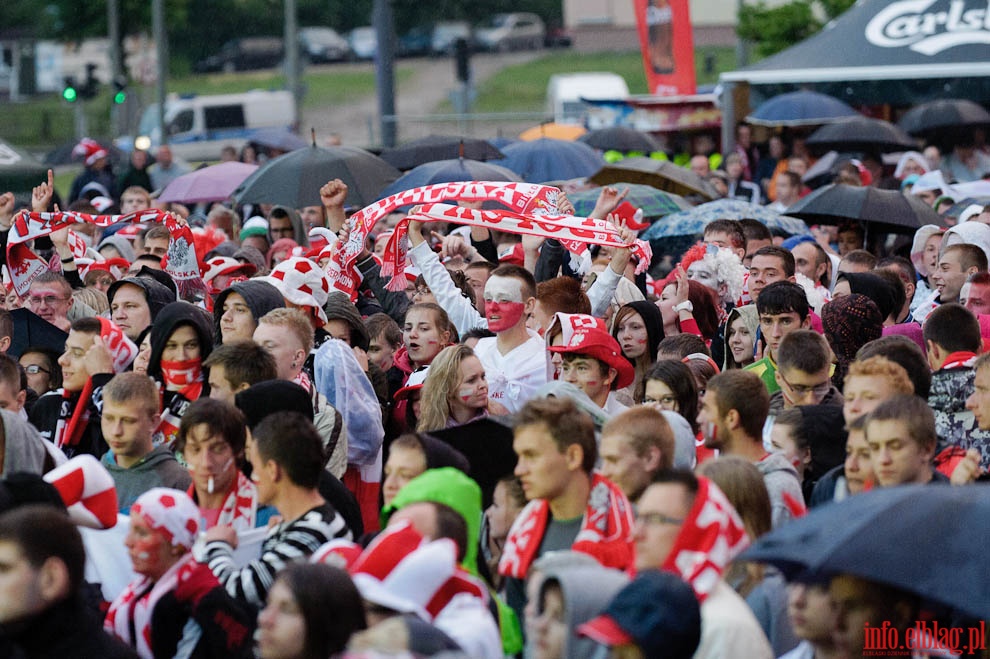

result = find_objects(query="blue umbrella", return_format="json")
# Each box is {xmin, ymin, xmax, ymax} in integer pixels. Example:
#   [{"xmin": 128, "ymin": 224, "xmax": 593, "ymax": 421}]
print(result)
[
  {"xmin": 747, "ymin": 91, "xmax": 860, "ymax": 128},
  {"xmin": 567, "ymin": 183, "xmax": 690, "ymax": 219},
  {"xmin": 379, "ymin": 158, "xmax": 521, "ymax": 198},
  {"xmin": 494, "ymin": 138, "xmax": 604, "ymax": 183},
  {"xmin": 741, "ymin": 484, "xmax": 990, "ymax": 620},
  {"xmin": 641, "ymin": 198, "xmax": 809, "ymax": 240}
]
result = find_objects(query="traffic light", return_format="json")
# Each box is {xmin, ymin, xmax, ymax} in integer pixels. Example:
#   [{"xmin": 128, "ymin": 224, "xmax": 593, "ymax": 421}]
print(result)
[
  {"xmin": 62, "ymin": 76, "xmax": 78, "ymax": 102},
  {"xmin": 80, "ymin": 63, "xmax": 99, "ymax": 100},
  {"xmin": 112, "ymin": 75, "xmax": 127, "ymax": 104},
  {"xmin": 454, "ymin": 38, "xmax": 470, "ymax": 84}
]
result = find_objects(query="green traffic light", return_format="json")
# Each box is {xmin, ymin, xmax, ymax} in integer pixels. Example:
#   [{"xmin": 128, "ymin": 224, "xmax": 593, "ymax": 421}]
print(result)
[
  {"xmin": 63, "ymin": 87, "xmax": 77, "ymax": 102},
  {"xmin": 113, "ymin": 91, "xmax": 126, "ymax": 104}
]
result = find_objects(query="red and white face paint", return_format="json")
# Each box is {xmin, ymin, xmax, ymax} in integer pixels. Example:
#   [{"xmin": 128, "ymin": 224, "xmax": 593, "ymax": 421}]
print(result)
[
  {"xmin": 484, "ymin": 276, "xmax": 525, "ymax": 333},
  {"xmin": 125, "ymin": 514, "xmax": 173, "ymax": 579}
]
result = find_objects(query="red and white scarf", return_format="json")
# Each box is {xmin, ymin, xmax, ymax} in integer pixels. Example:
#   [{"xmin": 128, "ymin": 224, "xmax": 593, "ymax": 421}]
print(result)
[
  {"xmin": 105, "ymin": 553, "xmax": 194, "ymax": 658},
  {"xmin": 187, "ymin": 470, "xmax": 259, "ymax": 533},
  {"xmin": 660, "ymin": 476, "xmax": 750, "ymax": 602},
  {"xmin": 6, "ymin": 208, "xmax": 199, "ymax": 295},
  {"xmin": 326, "ymin": 181, "xmax": 651, "ymax": 295},
  {"xmin": 498, "ymin": 473, "xmax": 635, "ymax": 579},
  {"xmin": 54, "ymin": 318, "xmax": 137, "ymax": 450}
]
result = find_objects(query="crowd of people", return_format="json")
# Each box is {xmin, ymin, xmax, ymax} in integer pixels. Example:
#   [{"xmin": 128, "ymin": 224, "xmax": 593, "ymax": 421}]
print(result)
[{"xmin": 0, "ymin": 127, "xmax": 987, "ymax": 659}]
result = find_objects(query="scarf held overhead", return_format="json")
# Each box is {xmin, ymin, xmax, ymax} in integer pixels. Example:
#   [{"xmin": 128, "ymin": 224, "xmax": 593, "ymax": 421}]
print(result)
[
  {"xmin": 6, "ymin": 208, "xmax": 199, "ymax": 295},
  {"xmin": 497, "ymin": 473, "xmax": 635, "ymax": 579},
  {"xmin": 325, "ymin": 181, "xmax": 651, "ymax": 295}
]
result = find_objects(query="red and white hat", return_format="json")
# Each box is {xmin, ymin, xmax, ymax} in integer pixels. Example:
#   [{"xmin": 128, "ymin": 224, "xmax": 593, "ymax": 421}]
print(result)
[
  {"xmin": 130, "ymin": 488, "xmax": 200, "ymax": 550},
  {"xmin": 545, "ymin": 312, "xmax": 606, "ymax": 349},
  {"xmin": 202, "ymin": 256, "xmax": 257, "ymax": 286},
  {"xmin": 311, "ymin": 538, "xmax": 364, "ymax": 571},
  {"xmin": 260, "ymin": 256, "xmax": 332, "ymax": 324},
  {"xmin": 394, "ymin": 365, "xmax": 430, "ymax": 401},
  {"xmin": 349, "ymin": 520, "xmax": 459, "ymax": 621},
  {"xmin": 548, "ymin": 324, "xmax": 635, "ymax": 389},
  {"xmin": 44, "ymin": 455, "xmax": 119, "ymax": 529},
  {"xmin": 72, "ymin": 138, "xmax": 109, "ymax": 167}
]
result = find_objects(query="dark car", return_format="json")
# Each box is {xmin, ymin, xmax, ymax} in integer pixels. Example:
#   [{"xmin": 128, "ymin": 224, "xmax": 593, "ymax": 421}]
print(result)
[
  {"xmin": 194, "ymin": 37, "xmax": 284, "ymax": 73},
  {"xmin": 398, "ymin": 25, "xmax": 433, "ymax": 57}
]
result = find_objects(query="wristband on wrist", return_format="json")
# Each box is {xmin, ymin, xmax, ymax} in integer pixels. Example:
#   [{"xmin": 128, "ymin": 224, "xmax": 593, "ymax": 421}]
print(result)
[
  {"xmin": 61, "ymin": 256, "xmax": 75, "ymax": 264},
  {"xmin": 673, "ymin": 300, "xmax": 694, "ymax": 313}
]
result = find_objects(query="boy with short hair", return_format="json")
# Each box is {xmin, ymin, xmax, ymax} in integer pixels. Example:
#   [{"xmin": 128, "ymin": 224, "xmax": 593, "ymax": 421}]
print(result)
[
  {"xmin": 770, "ymin": 329, "xmax": 841, "ymax": 414},
  {"xmin": 864, "ymin": 395, "xmax": 947, "ymax": 486},
  {"xmin": 745, "ymin": 281, "xmax": 810, "ymax": 395},
  {"xmin": 100, "ymin": 372, "xmax": 190, "ymax": 511}
]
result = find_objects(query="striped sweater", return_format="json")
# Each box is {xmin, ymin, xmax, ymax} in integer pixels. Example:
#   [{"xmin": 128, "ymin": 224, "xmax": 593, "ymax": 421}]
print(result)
[{"xmin": 203, "ymin": 502, "xmax": 351, "ymax": 608}]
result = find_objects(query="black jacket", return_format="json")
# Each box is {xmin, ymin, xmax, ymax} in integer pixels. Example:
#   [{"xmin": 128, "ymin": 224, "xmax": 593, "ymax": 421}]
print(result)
[{"xmin": 0, "ymin": 595, "xmax": 137, "ymax": 659}]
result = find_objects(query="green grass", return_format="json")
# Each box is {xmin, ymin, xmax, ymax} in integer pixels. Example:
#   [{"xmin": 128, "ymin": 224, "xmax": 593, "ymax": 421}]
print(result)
[
  {"xmin": 457, "ymin": 46, "xmax": 737, "ymax": 114},
  {"xmin": 168, "ymin": 66, "xmax": 414, "ymax": 109},
  {"xmin": 1, "ymin": 95, "xmax": 113, "ymax": 149}
]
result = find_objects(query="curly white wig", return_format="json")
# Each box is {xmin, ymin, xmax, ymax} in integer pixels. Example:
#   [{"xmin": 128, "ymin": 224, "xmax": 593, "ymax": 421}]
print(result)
[{"xmin": 695, "ymin": 247, "xmax": 747, "ymax": 305}]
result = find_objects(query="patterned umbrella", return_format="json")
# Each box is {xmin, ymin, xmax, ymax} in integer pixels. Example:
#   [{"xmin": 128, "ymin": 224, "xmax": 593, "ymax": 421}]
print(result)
[
  {"xmin": 567, "ymin": 184, "xmax": 690, "ymax": 219},
  {"xmin": 641, "ymin": 198, "xmax": 810, "ymax": 240}
]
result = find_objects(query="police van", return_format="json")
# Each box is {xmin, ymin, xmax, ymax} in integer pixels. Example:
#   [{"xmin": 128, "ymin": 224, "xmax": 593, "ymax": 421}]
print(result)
[{"xmin": 120, "ymin": 90, "xmax": 296, "ymax": 162}]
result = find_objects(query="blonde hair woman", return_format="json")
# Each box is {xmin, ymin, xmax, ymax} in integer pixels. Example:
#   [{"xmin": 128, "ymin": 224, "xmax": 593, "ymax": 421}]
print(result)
[{"xmin": 416, "ymin": 344, "xmax": 491, "ymax": 432}]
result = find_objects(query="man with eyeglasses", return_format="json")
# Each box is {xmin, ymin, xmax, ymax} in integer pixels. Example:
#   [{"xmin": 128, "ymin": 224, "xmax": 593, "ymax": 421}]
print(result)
[
  {"xmin": 770, "ymin": 330, "xmax": 842, "ymax": 415},
  {"xmin": 698, "ymin": 370, "xmax": 804, "ymax": 527},
  {"xmin": 634, "ymin": 470, "xmax": 773, "ymax": 659},
  {"xmin": 26, "ymin": 272, "xmax": 74, "ymax": 332}
]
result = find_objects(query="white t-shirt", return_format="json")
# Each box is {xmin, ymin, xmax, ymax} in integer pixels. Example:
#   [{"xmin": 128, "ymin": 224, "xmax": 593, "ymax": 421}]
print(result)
[{"xmin": 474, "ymin": 331, "xmax": 550, "ymax": 414}]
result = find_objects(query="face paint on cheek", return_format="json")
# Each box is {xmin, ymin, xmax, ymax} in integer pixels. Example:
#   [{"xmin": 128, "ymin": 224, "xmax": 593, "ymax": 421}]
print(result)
[
  {"xmin": 458, "ymin": 387, "xmax": 475, "ymax": 402},
  {"xmin": 704, "ymin": 421, "xmax": 717, "ymax": 443},
  {"xmin": 485, "ymin": 301, "xmax": 525, "ymax": 332},
  {"xmin": 132, "ymin": 534, "xmax": 165, "ymax": 570}
]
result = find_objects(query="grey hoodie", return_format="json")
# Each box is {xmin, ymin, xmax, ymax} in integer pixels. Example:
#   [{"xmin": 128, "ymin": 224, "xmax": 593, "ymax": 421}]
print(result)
[
  {"xmin": 537, "ymin": 562, "xmax": 629, "ymax": 659},
  {"xmin": 1, "ymin": 409, "xmax": 47, "ymax": 476},
  {"xmin": 755, "ymin": 452, "xmax": 804, "ymax": 528},
  {"xmin": 101, "ymin": 445, "xmax": 191, "ymax": 513}
]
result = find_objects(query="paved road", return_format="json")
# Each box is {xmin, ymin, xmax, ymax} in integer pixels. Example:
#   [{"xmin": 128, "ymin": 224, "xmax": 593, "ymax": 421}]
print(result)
[{"xmin": 301, "ymin": 50, "xmax": 544, "ymax": 148}]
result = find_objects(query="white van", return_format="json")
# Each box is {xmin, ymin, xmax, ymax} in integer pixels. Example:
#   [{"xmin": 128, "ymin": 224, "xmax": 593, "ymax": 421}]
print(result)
[
  {"xmin": 120, "ymin": 90, "xmax": 296, "ymax": 161},
  {"xmin": 546, "ymin": 72, "xmax": 630, "ymax": 126}
]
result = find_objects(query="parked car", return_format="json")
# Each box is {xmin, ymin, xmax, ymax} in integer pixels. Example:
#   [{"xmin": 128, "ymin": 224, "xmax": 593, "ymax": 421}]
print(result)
[
  {"xmin": 193, "ymin": 37, "xmax": 284, "ymax": 73},
  {"xmin": 474, "ymin": 13, "xmax": 545, "ymax": 52},
  {"xmin": 431, "ymin": 21, "xmax": 471, "ymax": 56},
  {"xmin": 299, "ymin": 27, "xmax": 350, "ymax": 63},
  {"xmin": 349, "ymin": 27, "xmax": 377, "ymax": 60},
  {"xmin": 398, "ymin": 25, "xmax": 433, "ymax": 58}
]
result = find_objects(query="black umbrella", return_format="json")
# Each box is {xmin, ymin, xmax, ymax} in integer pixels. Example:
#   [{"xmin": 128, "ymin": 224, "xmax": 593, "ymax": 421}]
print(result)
[
  {"xmin": 806, "ymin": 117, "xmax": 917, "ymax": 154},
  {"xmin": 380, "ymin": 135, "xmax": 505, "ymax": 171},
  {"xmin": 9, "ymin": 308, "xmax": 68, "ymax": 358},
  {"xmin": 784, "ymin": 183, "xmax": 947, "ymax": 234},
  {"xmin": 427, "ymin": 416, "xmax": 517, "ymax": 509},
  {"xmin": 741, "ymin": 484, "xmax": 990, "ymax": 619},
  {"xmin": 589, "ymin": 157, "xmax": 719, "ymax": 200},
  {"xmin": 898, "ymin": 99, "xmax": 990, "ymax": 138},
  {"xmin": 579, "ymin": 127, "xmax": 662, "ymax": 153},
  {"xmin": 233, "ymin": 145, "xmax": 400, "ymax": 208}
]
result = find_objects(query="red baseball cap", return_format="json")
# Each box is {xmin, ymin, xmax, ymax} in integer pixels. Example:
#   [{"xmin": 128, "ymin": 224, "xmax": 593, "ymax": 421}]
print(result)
[{"xmin": 547, "ymin": 326, "xmax": 635, "ymax": 390}]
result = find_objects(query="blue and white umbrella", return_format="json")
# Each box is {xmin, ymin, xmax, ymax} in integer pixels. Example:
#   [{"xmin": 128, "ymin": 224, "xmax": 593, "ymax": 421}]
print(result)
[{"xmin": 641, "ymin": 198, "xmax": 810, "ymax": 240}]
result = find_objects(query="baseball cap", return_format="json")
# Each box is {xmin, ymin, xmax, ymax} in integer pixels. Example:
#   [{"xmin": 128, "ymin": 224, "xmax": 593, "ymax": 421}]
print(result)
[{"xmin": 547, "ymin": 326, "xmax": 635, "ymax": 389}]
